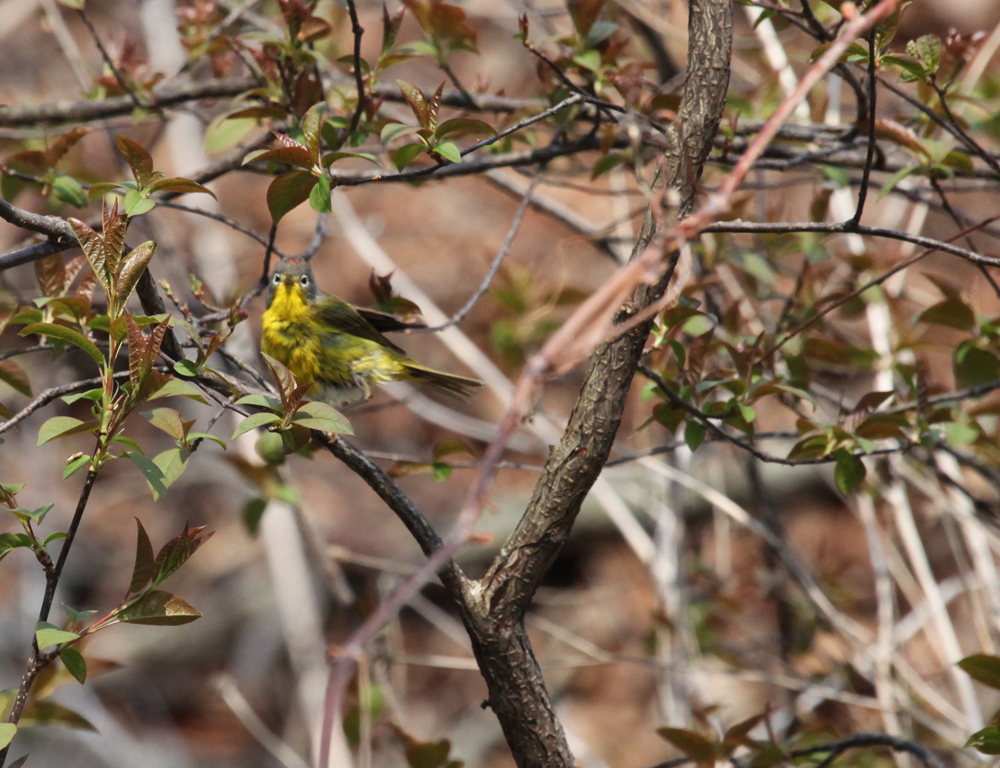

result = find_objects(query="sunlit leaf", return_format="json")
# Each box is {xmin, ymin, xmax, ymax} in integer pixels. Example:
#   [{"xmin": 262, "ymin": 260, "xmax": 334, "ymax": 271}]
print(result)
[
  {"xmin": 233, "ymin": 412, "xmax": 282, "ymax": 439},
  {"xmin": 119, "ymin": 590, "xmax": 201, "ymax": 625},
  {"xmin": 35, "ymin": 621, "xmax": 80, "ymax": 649},
  {"xmin": 20, "ymin": 323, "xmax": 103, "ymax": 366},
  {"xmin": 115, "ymin": 134, "xmax": 155, "ymax": 188},
  {"xmin": 124, "ymin": 450, "xmax": 168, "ymax": 501},
  {"xmin": 36, "ymin": 416, "xmax": 97, "ymax": 446}
]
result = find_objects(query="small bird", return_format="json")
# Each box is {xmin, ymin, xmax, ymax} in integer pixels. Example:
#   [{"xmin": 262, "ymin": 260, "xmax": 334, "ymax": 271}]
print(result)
[{"xmin": 261, "ymin": 257, "xmax": 482, "ymax": 406}]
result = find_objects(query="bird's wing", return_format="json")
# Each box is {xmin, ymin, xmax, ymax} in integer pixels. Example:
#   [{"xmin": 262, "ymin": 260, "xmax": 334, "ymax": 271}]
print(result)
[
  {"xmin": 356, "ymin": 307, "xmax": 426, "ymax": 333},
  {"xmin": 313, "ymin": 294, "xmax": 407, "ymax": 354}
]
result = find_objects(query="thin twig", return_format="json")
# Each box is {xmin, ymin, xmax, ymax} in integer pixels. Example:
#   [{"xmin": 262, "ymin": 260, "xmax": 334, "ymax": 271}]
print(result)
[
  {"xmin": 344, "ymin": 0, "xmax": 367, "ymax": 139},
  {"xmin": 423, "ymin": 172, "xmax": 540, "ymax": 331},
  {"xmin": 848, "ymin": 30, "xmax": 878, "ymax": 228},
  {"xmin": 77, "ymin": 10, "xmax": 150, "ymax": 111}
]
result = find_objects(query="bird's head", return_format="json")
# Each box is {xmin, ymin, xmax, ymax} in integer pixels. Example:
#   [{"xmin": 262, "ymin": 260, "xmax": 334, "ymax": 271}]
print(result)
[{"xmin": 267, "ymin": 258, "xmax": 318, "ymax": 308}]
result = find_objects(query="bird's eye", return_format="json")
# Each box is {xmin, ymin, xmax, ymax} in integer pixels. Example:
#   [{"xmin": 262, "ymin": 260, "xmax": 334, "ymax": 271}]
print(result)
[
  {"xmin": 272, "ymin": 273, "xmax": 281, "ymax": 285},
  {"xmin": 300, "ymin": 276, "xmax": 309, "ymax": 286}
]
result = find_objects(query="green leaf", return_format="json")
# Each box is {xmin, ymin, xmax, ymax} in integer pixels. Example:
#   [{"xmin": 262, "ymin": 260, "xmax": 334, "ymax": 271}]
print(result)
[
  {"xmin": 63, "ymin": 454, "xmax": 91, "ymax": 479},
  {"xmin": 52, "ymin": 175, "xmax": 87, "ymax": 208},
  {"xmin": 60, "ymin": 647, "xmax": 87, "ymax": 684},
  {"xmin": 955, "ymin": 346, "xmax": 1000, "ymax": 388},
  {"xmin": 235, "ymin": 393, "xmax": 280, "ymax": 409},
  {"xmin": 967, "ymin": 727, "xmax": 1000, "ymax": 755},
  {"xmin": 61, "ymin": 387, "xmax": 103, "ymax": 404},
  {"xmin": 243, "ymin": 497, "xmax": 267, "ymax": 536},
  {"xmin": 944, "ymin": 421, "xmax": 978, "ymax": 447},
  {"xmin": 591, "ymin": 152, "xmax": 626, "ymax": 180},
  {"xmin": 35, "ymin": 621, "xmax": 80, "ymax": 649},
  {"xmin": 657, "ymin": 727, "xmax": 716, "ymax": 766},
  {"xmin": 62, "ymin": 604, "xmax": 98, "ymax": 624},
  {"xmin": 88, "ymin": 181, "xmax": 125, "ymax": 199},
  {"xmin": 434, "ymin": 118, "xmax": 496, "ymax": 140},
  {"xmin": 148, "ymin": 377, "xmax": 209, "ymax": 403},
  {"xmin": 684, "ymin": 420, "xmax": 706, "ymax": 452},
  {"xmin": 0, "ymin": 360, "xmax": 31, "ymax": 397},
  {"xmin": 153, "ymin": 447, "xmax": 190, "ymax": 488},
  {"xmin": 958, "ymin": 654, "xmax": 1000, "ymax": 690},
  {"xmin": 119, "ymin": 590, "xmax": 201, "ymax": 625},
  {"xmin": 294, "ymin": 401, "xmax": 353, "ymax": 433},
  {"xmin": 381, "ymin": 123, "xmax": 423, "ymax": 145},
  {"xmin": 309, "ymin": 172, "xmax": 332, "ymax": 213},
  {"xmin": 394, "ymin": 143, "xmax": 425, "ymax": 170},
  {"xmin": 37, "ymin": 416, "xmax": 89, "ymax": 445},
  {"xmin": 204, "ymin": 115, "xmax": 258, "ymax": 154},
  {"xmin": 321, "ymin": 151, "xmax": 380, "ymax": 167},
  {"xmin": 43, "ymin": 531, "xmax": 67, "ymax": 546},
  {"xmin": 124, "ymin": 450, "xmax": 168, "ymax": 501},
  {"xmin": 918, "ymin": 298, "xmax": 975, "ymax": 330},
  {"xmin": 11, "ymin": 503, "xmax": 54, "ymax": 524},
  {"xmin": 0, "ymin": 723, "xmax": 14, "ymax": 750},
  {"xmin": 112, "ymin": 436, "xmax": 144, "ymax": 453},
  {"xmin": 124, "ymin": 187, "xmax": 156, "ymax": 217},
  {"xmin": 145, "ymin": 407, "xmax": 188, "ymax": 440},
  {"xmin": 878, "ymin": 165, "xmax": 920, "ymax": 199},
  {"xmin": 173, "ymin": 359, "xmax": 199, "ymax": 377},
  {"xmin": 431, "ymin": 461, "xmax": 452, "ymax": 482},
  {"xmin": 233, "ymin": 412, "xmax": 282, "ymax": 439},
  {"xmin": 20, "ymin": 323, "xmax": 104, "ymax": 366},
  {"xmin": 833, "ymin": 448, "xmax": 866, "ymax": 495},
  {"xmin": 267, "ymin": 170, "xmax": 318, "ymax": 223},
  {"xmin": 0, "ymin": 532, "xmax": 32, "ymax": 563},
  {"xmin": 18, "ymin": 700, "xmax": 95, "ymax": 731},
  {"xmin": 432, "ymin": 141, "xmax": 462, "ymax": 164}
]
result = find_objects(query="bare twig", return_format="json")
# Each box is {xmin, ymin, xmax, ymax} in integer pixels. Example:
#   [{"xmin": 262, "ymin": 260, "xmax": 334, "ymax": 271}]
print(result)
[{"xmin": 423, "ymin": 172, "xmax": 540, "ymax": 331}]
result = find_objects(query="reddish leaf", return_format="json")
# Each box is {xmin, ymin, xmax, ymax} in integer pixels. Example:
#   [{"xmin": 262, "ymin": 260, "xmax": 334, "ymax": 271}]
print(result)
[
  {"xmin": 35, "ymin": 255, "xmax": 67, "ymax": 298},
  {"xmin": 116, "ymin": 241, "xmax": 157, "ymax": 306},
  {"xmin": 129, "ymin": 518, "xmax": 155, "ymax": 594},
  {"xmin": 119, "ymin": 590, "xmax": 202, "ymax": 626},
  {"xmin": 0, "ymin": 360, "xmax": 32, "ymax": 397},
  {"xmin": 115, "ymin": 135, "xmax": 155, "ymax": 188},
  {"xmin": 397, "ymin": 80, "xmax": 430, "ymax": 129},
  {"xmin": 152, "ymin": 525, "xmax": 213, "ymax": 587},
  {"xmin": 145, "ymin": 177, "xmax": 217, "ymax": 198},
  {"xmin": 68, "ymin": 218, "xmax": 108, "ymax": 290},
  {"xmin": 382, "ymin": 4, "xmax": 406, "ymax": 54},
  {"xmin": 266, "ymin": 170, "xmax": 318, "ymax": 223},
  {"xmin": 144, "ymin": 317, "xmax": 172, "ymax": 370},
  {"xmin": 102, "ymin": 200, "xmax": 129, "ymax": 275},
  {"xmin": 125, "ymin": 314, "xmax": 147, "ymax": 386},
  {"xmin": 47, "ymin": 127, "xmax": 91, "ymax": 167}
]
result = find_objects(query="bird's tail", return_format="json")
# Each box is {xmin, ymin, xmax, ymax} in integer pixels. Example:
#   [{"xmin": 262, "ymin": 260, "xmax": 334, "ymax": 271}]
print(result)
[{"xmin": 403, "ymin": 363, "xmax": 482, "ymax": 398}]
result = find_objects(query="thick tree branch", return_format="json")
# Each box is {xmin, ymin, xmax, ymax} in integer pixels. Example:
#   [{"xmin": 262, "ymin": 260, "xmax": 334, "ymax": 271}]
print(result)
[{"xmin": 454, "ymin": 2, "xmax": 732, "ymax": 766}]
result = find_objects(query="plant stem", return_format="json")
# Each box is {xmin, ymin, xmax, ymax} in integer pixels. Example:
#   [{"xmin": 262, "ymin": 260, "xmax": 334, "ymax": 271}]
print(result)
[{"xmin": 0, "ymin": 467, "xmax": 99, "ymax": 767}]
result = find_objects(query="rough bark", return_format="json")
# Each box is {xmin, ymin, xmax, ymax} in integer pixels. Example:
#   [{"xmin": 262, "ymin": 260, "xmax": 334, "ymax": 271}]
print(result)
[{"xmin": 459, "ymin": 2, "xmax": 734, "ymax": 766}]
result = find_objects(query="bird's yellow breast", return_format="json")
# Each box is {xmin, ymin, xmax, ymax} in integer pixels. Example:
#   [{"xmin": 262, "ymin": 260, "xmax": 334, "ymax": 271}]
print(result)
[{"xmin": 261, "ymin": 283, "xmax": 324, "ymax": 384}]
